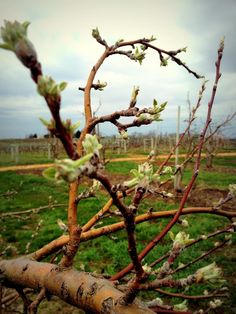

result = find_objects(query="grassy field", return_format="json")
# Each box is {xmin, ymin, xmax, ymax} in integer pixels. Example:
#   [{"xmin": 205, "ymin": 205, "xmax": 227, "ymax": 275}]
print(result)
[{"xmin": 0, "ymin": 156, "xmax": 236, "ymax": 313}]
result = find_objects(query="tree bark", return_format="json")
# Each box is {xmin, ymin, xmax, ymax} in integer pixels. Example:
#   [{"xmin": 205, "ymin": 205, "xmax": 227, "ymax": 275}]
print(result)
[{"xmin": 0, "ymin": 258, "xmax": 154, "ymax": 314}]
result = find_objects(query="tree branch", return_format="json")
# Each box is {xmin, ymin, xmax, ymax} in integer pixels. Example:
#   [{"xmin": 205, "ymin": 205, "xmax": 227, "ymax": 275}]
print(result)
[
  {"xmin": 110, "ymin": 39, "xmax": 224, "ymax": 282},
  {"xmin": 0, "ymin": 259, "xmax": 154, "ymax": 314}
]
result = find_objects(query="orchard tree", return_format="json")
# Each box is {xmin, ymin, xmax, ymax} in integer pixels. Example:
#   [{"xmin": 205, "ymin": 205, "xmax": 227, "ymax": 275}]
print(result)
[
  {"xmin": 173, "ymin": 95, "xmax": 236, "ymax": 192},
  {"xmin": 0, "ymin": 20, "xmax": 236, "ymax": 314}
]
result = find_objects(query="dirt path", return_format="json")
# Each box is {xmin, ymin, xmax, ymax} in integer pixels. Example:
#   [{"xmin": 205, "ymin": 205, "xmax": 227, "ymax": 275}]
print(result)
[{"xmin": 0, "ymin": 152, "xmax": 235, "ymax": 172}]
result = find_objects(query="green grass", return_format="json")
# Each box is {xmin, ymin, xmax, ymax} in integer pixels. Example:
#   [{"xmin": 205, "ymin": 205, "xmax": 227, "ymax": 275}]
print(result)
[
  {"xmin": 0, "ymin": 155, "xmax": 236, "ymax": 312},
  {"xmin": 182, "ymin": 166, "xmax": 236, "ymax": 189},
  {"xmin": 105, "ymin": 160, "xmax": 138, "ymax": 174},
  {"xmin": 0, "ymin": 153, "xmax": 54, "ymax": 166}
]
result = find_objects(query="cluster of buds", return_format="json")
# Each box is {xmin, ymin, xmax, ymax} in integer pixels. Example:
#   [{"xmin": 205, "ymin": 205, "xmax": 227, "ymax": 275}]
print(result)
[
  {"xmin": 57, "ymin": 218, "xmax": 68, "ymax": 232},
  {"xmin": 40, "ymin": 118, "xmax": 80, "ymax": 136},
  {"xmin": 179, "ymin": 218, "xmax": 189, "ymax": 228},
  {"xmin": 219, "ymin": 36, "xmax": 225, "ymax": 52},
  {"xmin": 94, "ymin": 80, "xmax": 107, "ymax": 91},
  {"xmin": 161, "ymin": 190, "xmax": 174, "ymax": 198},
  {"xmin": 161, "ymin": 166, "xmax": 173, "ymax": 175},
  {"xmin": 82, "ymin": 134, "xmax": 102, "ymax": 156},
  {"xmin": 56, "ymin": 157, "xmax": 94, "ymax": 182},
  {"xmin": 119, "ymin": 129, "xmax": 129, "ymax": 140},
  {"xmin": 140, "ymin": 35, "xmax": 157, "ymax": 52},
  {"xmin": 209, "ymin": 299, "xmax": 223, "ymax": 309},
  {"xmin": 43, "ymin": 134, "xmax": 102, "ymax": 183},
  {"xmin": 39, "ymin": 118, "xmax": 56, "ymax": 134},
  {"xmin": 160, "ymin": 56, "xmax": 170, "ymax": 67},
  {"xmin": 136, "ymin": 99, "xmax": 167, "ymax": 122},
  {"xmin": 131, "ymin": 47, "xmax": 146, "ymax": 65},
  {"xmin": 113, "ymin": 38, "xmax": 124, "ymax": 49},
  {"xmin": 92, "ymin": 27, "xmax": 107, "ymax": 46},
  {"xmin": 37, "ymin": 75, "xmax": 67, "ymax": 101},
  {"xmin": 63, "ymin": 119, "xmax": 80, "ymax": 136},
  {"xmin": 195, "ymin": 262, "xmax": 224, "ymax": 284},
  {"xmin": 197, "ymin": 79, "xmax": 208, "ymax": 103},
  {"xmin": 173, "ymin": 300, "xmax": 188, "ymax": 312},
  {"xmin": 142, "ymin": 264, "xmax": 153, "ymax": 275},
  {"xmin": 169, "ymin": 231, "xmax": 194, "ymax": 249},
  {"xmin": 229, "ymin": 183, "xmax": 236, "ymax": 197},
  {"xmin": 124, "ymin": 162, "xmax": 160, "ymax": 189},
  {"xmin": 0, "ymin": 20, "xmax": 37, "ymax": 67},
  {"xmin": 160, "ymin": 47, "xmax": 187, "ymax": 67},
  {"xmin": 91, "ymin": 179, "xmax": 101, "ymax": 193}
]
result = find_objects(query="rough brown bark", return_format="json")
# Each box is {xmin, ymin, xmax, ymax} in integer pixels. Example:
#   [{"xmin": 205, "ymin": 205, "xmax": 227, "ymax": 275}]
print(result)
[{"xmin": 0, "ymin": 258, "xmax": 154, "ymax": 314}]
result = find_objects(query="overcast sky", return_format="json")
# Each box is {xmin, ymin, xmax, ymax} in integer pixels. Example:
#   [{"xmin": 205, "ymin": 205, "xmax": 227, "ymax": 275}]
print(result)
[{"xmin": 0, "ymin": 0, "xmax": 236, "ymax": 139}]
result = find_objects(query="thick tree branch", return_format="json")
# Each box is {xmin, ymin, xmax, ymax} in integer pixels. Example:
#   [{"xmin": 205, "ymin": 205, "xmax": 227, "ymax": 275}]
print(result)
[
  {"xmin": 0, "ymin": 259, "xmax": 154, "ymax": 314},
  {"xmin": 31, "ymin": 207, "xmax": 236, "ymax": 262}
]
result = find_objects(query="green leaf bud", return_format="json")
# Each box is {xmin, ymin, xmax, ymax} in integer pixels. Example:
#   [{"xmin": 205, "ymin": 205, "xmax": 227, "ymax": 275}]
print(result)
[
  {"xmin": 209, "ymin": 299, "xmax": 223, "ymax": 309},
  {"xmin": 160, "ymin": 58, "xmax": 168, "ymax": 66},
  {"xmin": 171, "ymin": 231, "xmax": 194, "ymax": 249},
  {"xmin": 162, "ymin": 166, "xmax": 173, "ymax": 174},
  {"xmin": 195, "ymin": 262, "xmax": 224, "ymax": 284},
  {"xmin": 82, "ymin": 134, "xmax": 102, "ymax": 156},
  {"xmin": 120, "ymin": 130, "xmax": 128, "ymax": 140},
  {"xmin": 92, "ymin": 27, "xmax": 100, "ymax": 39},
  {"xmin": 57, "ymin": 218, "xmax": 68, "ymax": 232},
  {"xmin": 0, "ymin": 20, "xmax": 37, "ymax": 67},
  {"xmin": 59, "ymin": 81, "xmax": 67, "ymax": 91},
  {"xmin": 173, "ymin": 300, "xmax": 188, "ymax": 312},
  {"xmin": 124, "ymin": 162, "xmax": 159, "ymax": 188},
  {"xmin": 131, "ymin": 86, "xmax": 139, "ymax": 103},
  {"xmin": 96, "ymin": 80, "xmax": 107, "ymax": 91},
  {"xmin": 37, "ymin": 75, "xmax": 67, "ymax": 99},
  {"xmin": 229, "ymin": 184, "xmax": 236, "ymax": 197},
  {"xmin": 149, "ymin": 35, "xmax": 156, "ymax": 42},
  {"xmin": 132, "ymin": 47, "xmax": 145, "ymax": 65},
  {"xmin": 43, "ymin": 167, "xmax": 57, "ymax": 181}
]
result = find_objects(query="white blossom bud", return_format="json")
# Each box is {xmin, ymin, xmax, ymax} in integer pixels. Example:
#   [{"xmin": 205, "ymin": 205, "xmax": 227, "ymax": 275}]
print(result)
[
  {"xmin": 209, "ymin": 299, "xmax": 223, "ymax": 309},
  {"xmin": 170, "ymin": 231, "xmax": 194, "ymax": 249},
  {"xmin": 181, "ymin": 219, "xmax": 189, "ymax": 227},
  {"xmin": 82, "ymin": 134, "xmax": 102, "ymax": 156},
  {"xmin": 173, "ymin": 300, "xmax": 188, "ymax": 312},
  {"xmin": 142, "ymin": 264, "xmax": 152, "ymax": 274},
  {"xmin": 195, "ymin": 262, "xmax": 224, "ymax": 283},
  {"xmin": 229, "ymin": 184, "xmax": 236, "ymax": 197}
]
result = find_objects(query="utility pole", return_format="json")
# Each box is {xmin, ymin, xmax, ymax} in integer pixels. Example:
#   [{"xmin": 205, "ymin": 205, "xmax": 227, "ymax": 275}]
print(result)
[{"xmin": 174, "ymin": 105, "xmax": 182, "ymax": 192}]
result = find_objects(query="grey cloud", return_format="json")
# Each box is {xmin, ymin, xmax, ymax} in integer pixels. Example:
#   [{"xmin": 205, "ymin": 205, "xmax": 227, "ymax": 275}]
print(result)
[
  {"xmin": 0, "ymin": 0, "xmax": 235, "ymax": 139},
  {"xmin": 178, "ymin": 0, "xmax": 236, "ymax": 73}
]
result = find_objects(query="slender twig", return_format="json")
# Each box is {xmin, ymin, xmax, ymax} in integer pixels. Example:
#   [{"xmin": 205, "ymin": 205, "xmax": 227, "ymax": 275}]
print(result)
[
  {"xmin": 157, "ymin": 80, "xmax": 206, "ymax": 175},
  {"xmin": 116, "ymin": 38, "xmax": 202, "ymax": 78},
  {"xmin": 149, "ymin": 224, "xmax": 233, "ymax": 268},
  {"xmin": 171, "ymin": 240, "xmax": 230, "ymax": 275},
  {"xmin": 148, "ymin": 308, "xmax": 191, "ymax": 314},
  {"xmin": 0, "ymin": 203, "xmax": 66, "ymax": 218},
  {"xmin": 180, "ymin": 110, "xmax": 236, "ymax": 171},
  {"xmin": 154, "ymin": 288, "xmax": 228, "ymax": 300},
  {"xmin": 27, "ymin": 288, "xmax": 46, "ymax": 314},
  {"xmin": 15, "ymin": 287, "xmax": 31, "ymax": 313},
  {"xmin": 25, "ymin": 219, "xmax": 43, "ymax": 254},
  {"xmin": 32, "ymin": 209, "xmax": 236, "ymax": 262},
  {"xmin": 82, "ymin": 188, "xmax": 134, "ymax": 232}
]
